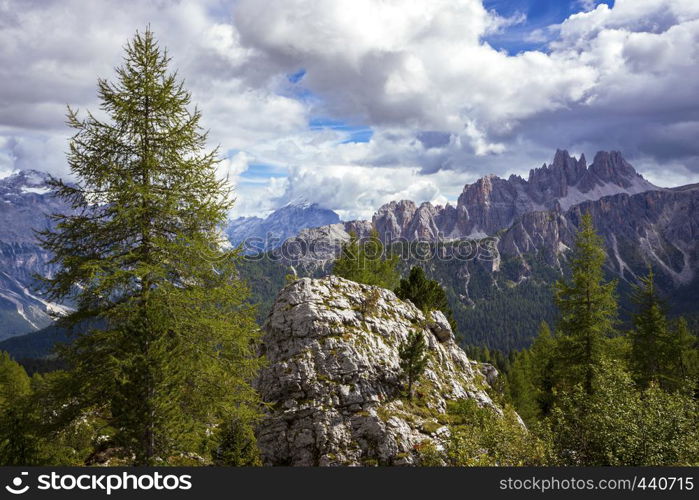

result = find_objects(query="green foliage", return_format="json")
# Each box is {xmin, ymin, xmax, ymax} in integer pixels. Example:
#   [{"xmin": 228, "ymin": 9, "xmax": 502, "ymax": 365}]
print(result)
[
  {"xmin": 443, "ymin": 399, "xmax": 548, "ymax": 466},
  {"xmin": 395, "ymin": 266, "xmax": 455, "ymax": 329},
  {"xmin": 671, "ymin": 317, "xmax": 699, "ymax": 395},
  {"xmin": 333, "ymin": 229, "xmax": 400, "ymax": 289},
  {"xmin": 0, "ymin": 352, "xmax": 37, "ymax": 465},
  {"xmin": 462, "ymin": 345, "xmax": 510, "ymax": 371},
  {"xmin": 0, "ymin": 355, "xmax": 99, "ymax": 465},
  {"xmin": 629, "ymin": 269, "xmax": 697, "ymax": 393},
  {"xmin": 0, "ymin": 351, "xmax": 30, "ymax": 403},
  {"xmin": 36, "ymin": 29, "xmax": 263, "ymax": 465},
  {"xmin": 214, "ymin": 416, "xmax": 262, "ymax": 466},
  {"xmin": 547, "ymin": 361, "xmax": 699, "ymax": 465},
  {"xmin": 630, "ymin": 268, "xmax": 671, "ymax": 388},
  {"xmin": 236, "ymin": 254, "xmax": 294, "ymax": 325},
  {"xmin": 399, "ymin": 330, "xmax": 428, "ymax": 401},
  {"xmin": 506, "ymin": 322, "xmax": 557, "ymax": 424},
  {"xmin": 554, "ymin": 212, "xmax": 618, "ymax": 395}
]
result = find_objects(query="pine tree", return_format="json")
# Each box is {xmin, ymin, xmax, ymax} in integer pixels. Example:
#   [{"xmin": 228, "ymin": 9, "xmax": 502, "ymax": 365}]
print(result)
[
  {"xmin": 554, "ymin": 212, "xmax": 617, "ymax": 395},
  {"xmin": 630, "ymin": 268, "xmax": 670, "ymax": 388},
  {"xmin": 628, "ymin": 270, "xmax": 698, "ymax": 393},
  {"xmin": 333, "ymin": 229, "xmax": 400, "ymax": 289},
  {"xmin": 399, "ymin": 330, "xmax": 428, "ymax": 401},
  {"xmin": 507, "ymin": 321, "xmax": 556, "ymax": 423},
  {"xmin": 395, "ymin": 266, "xmax": 455, "ymax": 329},
  {"xmin": 38, "ymin": 29, "xmax": 262, "ymax": 464}
]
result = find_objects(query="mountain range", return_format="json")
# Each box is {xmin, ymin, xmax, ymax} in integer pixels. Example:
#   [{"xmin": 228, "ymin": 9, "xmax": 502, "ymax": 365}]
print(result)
[
  {"xmin": 275, "ymin": 151, "xmax": 697, "ymax": 350},
  {"xmin": 1, "ymin": 149, "xmax": 697, "ymax": 354},
  {"xmin": 0, "ymin": 170, "xmax": 68, "ymax": 340},
  {"xmin": 0, "ymin": 172, "xmax": 340, "ymax": 339}
]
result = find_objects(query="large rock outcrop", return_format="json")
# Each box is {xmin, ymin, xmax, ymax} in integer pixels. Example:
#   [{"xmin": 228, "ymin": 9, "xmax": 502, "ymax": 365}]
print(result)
[{"xmin": 255, "ymin": 276, "xmax": 497, "ymax": 466}]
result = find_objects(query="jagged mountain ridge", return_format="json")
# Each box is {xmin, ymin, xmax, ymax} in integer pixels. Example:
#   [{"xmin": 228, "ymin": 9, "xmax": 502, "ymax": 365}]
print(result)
[
  {"xmin": 274, "ymin": 151, "xmax": 697, "ymax": 351},
  {"xmin": 372, "ymin": 150, "xmax": 657, "ymax": 241},
  {"xmin": 0, "ymin": 150, "xmax": 694, "ymax": 351},
  {"xmin": 282, "ymin": 150, "xmax": 665, "ymax": 270}
]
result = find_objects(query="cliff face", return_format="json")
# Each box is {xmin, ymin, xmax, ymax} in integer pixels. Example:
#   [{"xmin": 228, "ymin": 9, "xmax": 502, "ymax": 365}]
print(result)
[{"xmin": 255, "ymin": 276, "xmax": 498, "ymax": 466}]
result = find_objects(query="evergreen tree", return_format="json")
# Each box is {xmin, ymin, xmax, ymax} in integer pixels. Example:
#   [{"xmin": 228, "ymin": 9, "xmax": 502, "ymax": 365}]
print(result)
[
  {"xmin": 507, "ymin": 322, "xmax": 556, "ymax": 423},
  {"xmin": 395, "ymin": 266, "xmax": 455, "ymax": 328},
  {"xmin": 213, "ymin": 416, "xmax": 262, "ymax": 466},
  {"xmin": 399, "ymin": 330, "xmax": 428, "ymax": 401},
  {"xmin": 629, "ymin": 270, "xmax": 698, "ymax": 393},
  {"xmin": 38, "ymin": 30, "xmax": 262, "ymax": 464},
  {"xmin": 630, "ymin": 268, "xmax": 671, "ymax": 388},
  {"xmin": 333, "ymin": 229, "xmax": 400, "ymax": 289},
  {"xmin": 554, "ymin": 213, "xmax": 617, "ymax": 395},
  {"xmin": 668, "ymin": 317, "xmax": 698, "ymax": 395},
  {"xmin": 0, "ymin": 352, "xmax": 37, "ymax": 465}
]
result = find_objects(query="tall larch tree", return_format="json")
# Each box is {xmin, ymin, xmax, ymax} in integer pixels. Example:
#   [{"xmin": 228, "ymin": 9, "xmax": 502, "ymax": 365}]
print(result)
[
  {"xmin": 554, "ymin": 212, "xmax": 617, "ymax": 396},
  {"xmin": 38, "ymin": 29, "xmax": 263, "ymax": 465}
]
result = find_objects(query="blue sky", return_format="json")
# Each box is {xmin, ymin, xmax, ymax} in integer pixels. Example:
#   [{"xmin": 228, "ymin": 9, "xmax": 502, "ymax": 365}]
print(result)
[
  {"xmin": 1, "ymin": 0, "xmax": 698, "ymax": 219},
  {"xmin": 483, "ymin": 0, "xmax": 615, "ymax": 52}
]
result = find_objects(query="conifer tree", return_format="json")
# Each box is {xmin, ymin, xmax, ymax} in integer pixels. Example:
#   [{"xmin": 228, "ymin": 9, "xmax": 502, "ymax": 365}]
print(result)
[
  {"xmin": 395, "ymin": 266, "xmax": 455, "ymax": 329},
  {"xmin": 38, "ymin": 30, "xmax": 262, "ymax": 464},
  {"xmin": 630, "ymin": 269, "xmax": 670, "ymax": 388},
  {"xmin": 668, "ymin": 317, "xmax": 698, "ymax": 395},
  {"xmin": 629, "ymin": 270, "xmax": 698, "ymax": 393},
  {"xmin": 399, "ymin": 330, "xmax": 428, "ymax": 401},
  {"xmin": 333, "ymin": 229, "xmax": 400, "ymax": 289},
  {"xmin": 554, "ymin": 212, "xmax": 617, "ymax": 395},
  {"xmin": 506, "ymin": 321, "xmax": 556, "ymax": 423}
]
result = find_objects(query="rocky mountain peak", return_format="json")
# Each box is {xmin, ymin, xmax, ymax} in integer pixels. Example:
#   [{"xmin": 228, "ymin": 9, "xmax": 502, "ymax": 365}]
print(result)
[
  {"xmin": 588, "ymin": 150, "xmax": 639, "ymax": 187},
  {"xmin": 369, "ymin": 150, "xmax": 658, "ymax": 242},
  {"xmin": 0, "ymin": 169, "xmax": 52, "ymax": 196},
  {"xmin": 226, "ymin": 202, "xmax": 340, "ymax": 253},
  {"xmin": 255, "ymin": 276, "xmax": 499, "ymax": 466}
]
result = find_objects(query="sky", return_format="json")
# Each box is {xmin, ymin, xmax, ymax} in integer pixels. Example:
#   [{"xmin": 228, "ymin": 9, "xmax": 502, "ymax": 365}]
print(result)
[{"xmin": 1, "ymin": 0, "xmax": 699, "ymax": 220}]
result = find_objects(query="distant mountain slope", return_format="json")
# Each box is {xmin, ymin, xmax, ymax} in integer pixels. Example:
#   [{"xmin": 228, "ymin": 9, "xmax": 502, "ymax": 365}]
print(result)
[
  {"xmin": 0, "ymin": 170, "xmax": 69, "ymax": 340},
  {"xmin": 226, "ymin": 202, "xmax": 340, "ymax": 252}
]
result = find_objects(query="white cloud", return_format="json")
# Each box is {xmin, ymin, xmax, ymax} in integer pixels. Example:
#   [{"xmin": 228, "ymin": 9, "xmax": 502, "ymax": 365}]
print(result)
[
  {"xmin": 0, "ymin": 0, "xmax": 307, "ymax": 178},
  {"xmin": 233, "ymin": 0, "xmax": 599, "ymax": 152},
  {"xmin": 2, "ymin": 0, "xmax": 699, "ymax": 219}
]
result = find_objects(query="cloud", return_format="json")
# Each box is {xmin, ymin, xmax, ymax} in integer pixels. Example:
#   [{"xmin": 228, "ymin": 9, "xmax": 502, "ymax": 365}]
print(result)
[
  {"xmin": 233, "ymin": 0, "xmax": 598, "ymax": 154},
  {"xmin": 0, "ymin": 0, "xmax": 307, "ymax": 177},
  {"xmin": 2, "ymin": 0, "xmax": 699, "ymax": 219}
]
